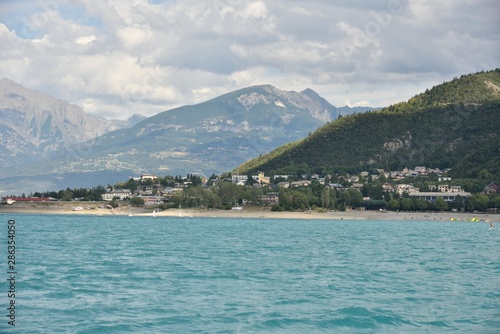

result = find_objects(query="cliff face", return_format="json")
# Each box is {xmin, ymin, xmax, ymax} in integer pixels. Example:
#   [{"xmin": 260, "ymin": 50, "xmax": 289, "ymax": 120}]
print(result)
[{"xmin": 0, "ymin": 78, "xmax": 142, "ymax": 167}]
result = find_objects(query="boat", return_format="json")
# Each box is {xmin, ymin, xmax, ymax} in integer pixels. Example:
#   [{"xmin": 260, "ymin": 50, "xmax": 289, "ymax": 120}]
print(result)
[{"xmin": 0, "ymin": 198, "xmax": 16, "ymax": 205}]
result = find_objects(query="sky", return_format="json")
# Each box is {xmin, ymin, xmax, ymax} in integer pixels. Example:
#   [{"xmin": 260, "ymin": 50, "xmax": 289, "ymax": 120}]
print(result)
[{"xmin": 0, "ymin": 0, "xmax": 499, "ymax": 120}]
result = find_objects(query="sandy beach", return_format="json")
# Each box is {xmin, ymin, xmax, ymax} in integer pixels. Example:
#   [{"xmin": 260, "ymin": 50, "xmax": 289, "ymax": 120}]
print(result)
[{"xmin": 1, "ymin": 201, "xmax": 497, "ymax": 222}]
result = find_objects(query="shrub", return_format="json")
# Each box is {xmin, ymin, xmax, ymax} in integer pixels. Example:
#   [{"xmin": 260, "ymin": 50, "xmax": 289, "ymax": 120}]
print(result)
[
  {"xmin": 130, "ymin": 197, "xmax": 145, "ymax": 207},
  {"xmin": 109, "ymin": 201, "xmax": 119, "ymax": 208},
  {"xmin": 271, "ymin": 204, "xmax": 284, "ymax": 211}
]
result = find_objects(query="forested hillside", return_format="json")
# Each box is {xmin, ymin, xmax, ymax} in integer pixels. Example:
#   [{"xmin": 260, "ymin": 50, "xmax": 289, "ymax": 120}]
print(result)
[{"xmin": 234, "ymin": 69, "xmax": 500, "ymax": 177}]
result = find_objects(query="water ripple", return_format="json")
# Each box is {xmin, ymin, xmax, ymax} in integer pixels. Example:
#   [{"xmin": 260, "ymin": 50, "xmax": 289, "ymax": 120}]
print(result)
[{"xmin": 3, "ymin": 214, "xmax": 499, "ymax": 333}]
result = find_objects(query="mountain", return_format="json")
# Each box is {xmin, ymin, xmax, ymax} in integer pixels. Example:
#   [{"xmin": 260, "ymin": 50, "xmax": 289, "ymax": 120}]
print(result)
[
  {"xmin": 0, "ymin": 78, "xmax": 144, "ymax": 167},
  {"xmin": 0, "ymin": 84, "xmax": 375, "ymax": 194},
  {"xmin": 447, "ymin": 139, "xmax": 500, "ymax": 179},
  {"xmin": 111, "ymin": 113, "xmax": 148, "ymax": 129},
  {"xmin": 233, "ymin": 69, "xmax": 500, "ymax": 177}
]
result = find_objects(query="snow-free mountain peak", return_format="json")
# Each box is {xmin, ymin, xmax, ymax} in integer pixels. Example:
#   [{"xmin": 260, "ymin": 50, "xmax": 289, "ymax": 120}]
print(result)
[{"xmin": 0, "ymin": 78, "xmax": 144, "ymax": 167}]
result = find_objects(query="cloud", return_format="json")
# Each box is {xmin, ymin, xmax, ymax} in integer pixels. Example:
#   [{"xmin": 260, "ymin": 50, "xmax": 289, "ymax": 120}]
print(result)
[
  {"xmin": 344, "ymin": 99, "xmax": 371, "ymax": 108},
  {"xmin": 0, "ymin": 0, "xmax": 498, "ymax": 119},
  {"xmin": 75, "ymin": 35, "xmax": 96, "ymax": 45}
]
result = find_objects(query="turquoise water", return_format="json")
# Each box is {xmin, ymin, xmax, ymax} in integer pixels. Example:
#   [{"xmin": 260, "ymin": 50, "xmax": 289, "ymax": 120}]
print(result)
[{"xmin": 1, "ymin": 214, "xmax": 499, "ymax": 333}]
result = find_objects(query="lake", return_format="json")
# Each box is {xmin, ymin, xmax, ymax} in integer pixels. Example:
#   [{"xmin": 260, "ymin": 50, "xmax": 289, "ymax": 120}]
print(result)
[{"xmin": 1, "ymin": 214, "xmax": 499, "ymax": 333}]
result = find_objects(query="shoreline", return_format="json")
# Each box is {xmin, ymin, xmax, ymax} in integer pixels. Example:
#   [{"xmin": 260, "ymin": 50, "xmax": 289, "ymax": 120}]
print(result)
[{"xmin": 1, "ymin": 202, "xmax": 497, "ymax": 222}]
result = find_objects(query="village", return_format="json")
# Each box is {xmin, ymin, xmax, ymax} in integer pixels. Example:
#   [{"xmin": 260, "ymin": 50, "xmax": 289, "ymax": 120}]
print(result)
[{"xmin": 2, "ymin": 166, "xmax": 499, "ymax": 214}]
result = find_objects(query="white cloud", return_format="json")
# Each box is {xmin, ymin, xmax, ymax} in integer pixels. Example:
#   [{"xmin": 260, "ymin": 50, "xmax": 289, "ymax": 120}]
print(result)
[
  {"xmin": 0, "ymin": 0, "xmax": 498, "ymax": 119},
  {"xmin": 75, "ymin": 35, "xmax": 96, "ymax": 45},
  {"xmin": 288, "ymin": 7, "xmax": 326, "ymax": 18},
  {"xmin": 242, "ymin": 1, "xmax": 268, "ymax": 20},
  {"xmin": 117, "ymin": 26, "xmax": 153, "ymax": 48},
  {"xmin": 344, "ymin": 99, "xmax": 371, "ymax": 108}
]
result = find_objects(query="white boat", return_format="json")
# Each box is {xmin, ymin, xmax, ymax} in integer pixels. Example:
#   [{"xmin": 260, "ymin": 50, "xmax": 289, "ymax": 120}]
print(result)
[{"xmin": 1, "ymin": 198, "xmax": 16, "ymax": 204}]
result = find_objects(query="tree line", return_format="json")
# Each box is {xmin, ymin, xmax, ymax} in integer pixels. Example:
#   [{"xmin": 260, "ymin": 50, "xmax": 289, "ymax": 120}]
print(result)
[{"xmin": 9, "ymin": 172, "xmax": 500, "ymax": 213}]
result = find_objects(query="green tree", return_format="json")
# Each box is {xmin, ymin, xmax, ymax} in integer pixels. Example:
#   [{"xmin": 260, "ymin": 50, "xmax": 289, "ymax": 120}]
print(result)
[
  {"xmin": 61, "ymin": 188, "xmax": 73, "ymax": 201},
  {"xmin": 123, "ymin": 178, "xmax": 139, "ymax": 192},
  {"xmin": 388, "ymin": 198, "xmax": 400, "ymax": 211},
  {"xmin": 271, "ymin": 204, "xmax": 284, "ymax": 211},
  {"xmin": 243, "ymin": 187, "xmax": 263, "ymax": 206},
  {"xmin": 339, "ymin": 190, "xmax": 352, "ymax": 207},
  {"xmin": 212, "ymin": 182, "xmax": 243, "ymax": 207},
  {"xmin": 400, "ymin": 198, "xmax": 413, "ymax": 211},
  {"xmin": 279, "ymin": 190, "xmax": 309, "ymax": 211},
  {"xmin": 347, "ymin": 188, "xmax": 364, "ymax": 207},
  {"xmin": 478, "ymin": 169, "xmax": 494, "ymax": 181},
  {"xmin": 465, "ymin": 198, "xmax": 475, "ymax": 212},
  {"xmin": 367, "ymin": 184, "xmax": 384, "ymax": 200},
  {"xmin": 453, "ymin": 195, "xmax": 465, "ymax": 211},
  {"xmin": 363, "ymin": 200, "xmax": 388, "ymax": 210},
  {"xmin": 471, "ymin": 194, "xmax": 489, "ymax": 212},
  {"xmin": 180, "ymin": 186, "xmax": 207, "ymax": 208},
  {"xmin": 414, "ymin": 199, "xmax": 428, "ymax": 211},
  {"xmin": 189, "ymin": 175, "xmax": 203, "ymax": 187},
  {"xmin": 130, "ymin": 197, "xmax": 145, "ymax": 207},
  {"xmin": 206, "ymin": 189, "xmax": 222, "ymax": 209},
  {"xmin": 434, "ymin": 197, "xmax": 448, "ymax": 211},
  {"xmin": 245, "ymin": 172, "xmax": 257, "ymax": 185},
  {"xmin": 492, "ymin": 195, "xmax": 500, "ymax": 209},
  {"xmin": 321, "ymin": 188, "xmax": 336, "ymax": 209}
]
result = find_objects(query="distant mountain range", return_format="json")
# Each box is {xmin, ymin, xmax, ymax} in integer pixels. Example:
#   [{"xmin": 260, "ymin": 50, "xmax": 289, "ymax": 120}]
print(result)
[
  {"xmin": 0, "ymin": 82, "xmax": 377, "ymax": 194},
  {"xmin": 0, "ymin": 78, "xmax": 146, "ymax": 167},
  {"xmin": 234, "ymin": 69, "xmax": 500, "ymax": 179}
]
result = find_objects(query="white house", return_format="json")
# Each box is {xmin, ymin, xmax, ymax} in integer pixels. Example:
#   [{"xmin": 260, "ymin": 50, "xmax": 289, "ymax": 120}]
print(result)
[
  {"xmin": 232, "ymin": 172, "xmax": 269, "ymax": 185},
  {"xmin": 101, "ymin": 189, "xmax": 132, "ymax": 201},
  {"xmin": 382, "ymin": 182, "xmax": 394, "ymax": 192},
  {"xmin": 232, "ymin": 175, "xmax": 250, "ymax": 183},
  {"xmin": 409, "ymin": 192, "xmax": 471, "ymax": 203},
  {"xmin": 395, "ymin": 184, "xmax": 419, "ymax": 195},
  {"xmin": 438, "ymin": 185, "xmax": 449, "ymax": 192},
  {"xmin": 141, "ymin": 174, "xmax": 158, "ymax": 180},
  {"xmin": 291, "ymin": 181, "xmax": 310, "ymax": 188},
  {"xmin": 414, "ymin": 166, "xmax": 428, "ymax": 174}
]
